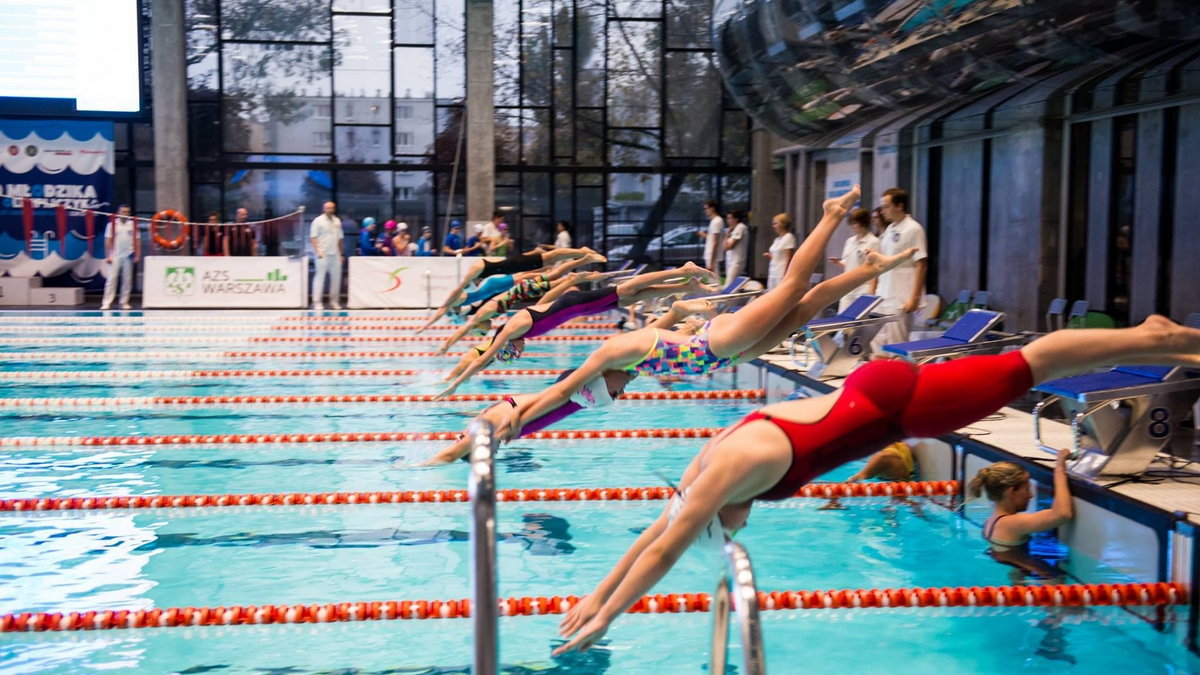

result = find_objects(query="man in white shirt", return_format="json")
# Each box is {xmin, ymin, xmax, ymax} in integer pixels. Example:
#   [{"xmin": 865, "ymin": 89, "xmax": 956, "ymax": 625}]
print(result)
[
  {"xmin": 698, "ymin": 200, "xmax": 723, "ymax": 277},
  {"xmin": 723, "ymin": 210, "xmax": 750, "ymax": 283},
  {"xmin": 553, "ymin": 220, "xmax": 572, "ymax": 249},
  {"xmin": 309, "ymin": 201, "xmax": 344, "ymax": 310},
  {"xmin": 100, "ymin": 204, "xmax": 140, "ymax": 310},
  {"xmin": 871, "ymin": 188, "xmax": 928, "ymax": 350},
  {"xmin": 479, "ymin": 211, "xmax": 505, "ymax": 251}
]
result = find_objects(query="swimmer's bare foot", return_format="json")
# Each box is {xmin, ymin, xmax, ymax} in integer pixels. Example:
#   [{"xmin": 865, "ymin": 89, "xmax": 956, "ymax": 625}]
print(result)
[
  {"xmin": 822, "ymin": 184, "xmax": 861, "ymax": 218},
  {"xmin": 672, "ymin": 298, "xmax": 717, "ymax": 318},
  {"xmin": 581, "ymin": 247, "xmax": 607, "ymax": 264},
  {"xmin": 680, "ymin": 261, "xmax": 719, "ymax": 284},
  {"xmin": 1141, "ymin": 314, "xmax": 1200, "ymax": 357},
  {"xmin": 867, "ymin": 246, "xmax": 918, "ymax": 273},
  {"xmin": 818, "ymin": 499, "xmax": 847, "ymax": 511}
]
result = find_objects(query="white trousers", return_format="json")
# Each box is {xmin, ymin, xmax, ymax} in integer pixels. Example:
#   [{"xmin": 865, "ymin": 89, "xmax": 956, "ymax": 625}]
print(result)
[
  {"xmin": 871, "ymin": 306, "xmax": 914, "ymax": 352},
  {"xmin": 102, "ymin": 256, "xmax": 133, "ymax": 307},
  {"xmin": 312, "ymin": 254, "xmax": 342, "ymax": 305}
]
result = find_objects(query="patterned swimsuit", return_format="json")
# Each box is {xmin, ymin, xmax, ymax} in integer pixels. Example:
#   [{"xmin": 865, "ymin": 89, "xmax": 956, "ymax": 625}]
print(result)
[
  {"xmin": 493, "ymin": 275, "xmax": 551, "ymax": 314},
  {"xmin": 623, "ymin": 323, "xmax": 744, "ymax": 376}
]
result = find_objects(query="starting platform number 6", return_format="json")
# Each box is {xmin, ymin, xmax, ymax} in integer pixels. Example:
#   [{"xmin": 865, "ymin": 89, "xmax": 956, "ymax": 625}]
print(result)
[
  {"xmin": 847, "ymin": 335, "xmax": 864, "ymax": 356},
  {"xmin": 1148, "ymin": 407, "xmax": 1171, "ymax": 439}
]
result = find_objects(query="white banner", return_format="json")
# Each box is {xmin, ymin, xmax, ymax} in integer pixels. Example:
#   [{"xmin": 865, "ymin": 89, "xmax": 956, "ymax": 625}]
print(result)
[
  {"xmin": 142, "ymin": 256, "xmax": 308, "ymax": 308},
  {"xmin": 348, "ymin": 256, "xmax": 464, "ymax": 308}
]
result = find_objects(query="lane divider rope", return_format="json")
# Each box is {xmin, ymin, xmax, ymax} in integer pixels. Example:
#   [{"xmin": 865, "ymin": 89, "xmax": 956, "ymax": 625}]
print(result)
[
  {"xmin": 0, "ymin": 323, "xmax": 615, "ymax": 334},
  {"xmin": 1, "ymin": 582, "xmax": 1182, "ymax": 631},
  {"xmin": 0, "ymin": 389, "xmax": 765, "ymax": 409},
  {"xmin": 0, "ymin": 426, "xmax": 724, "ymax": 447},
  {"xmin": 0, "ymin": 367, "xmax": 570, "ymax": 381},
  {"xmin": 0, "ymin": 315, "xmax": 611, "ymax": 325},
  {"xmin": 0, "ymin": 480, "xmax": 958, "ymax": 512},
  {"xmin": 0, "ymin": 351, "xmax": 578, "ymax": 362},
  {"xmin": 0, "ymin": 335, "xmax": 608, "ymax": 345}
]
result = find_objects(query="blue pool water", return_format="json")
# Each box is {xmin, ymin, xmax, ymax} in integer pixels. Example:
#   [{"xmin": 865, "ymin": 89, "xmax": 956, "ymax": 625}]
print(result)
[{"xmin": 0, "ymin": 312, "xmax": 1197, "ymax": 673}]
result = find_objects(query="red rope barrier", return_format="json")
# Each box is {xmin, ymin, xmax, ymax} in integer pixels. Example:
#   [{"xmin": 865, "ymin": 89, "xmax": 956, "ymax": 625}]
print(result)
[
  {"xmin": 0, "ymin": 351, "xmax": 578, "ymax": 362},
  {"xmin": 0, "ymin": 480, "xmax": 956, "ymax": 512},
  {"xmin": 1, "ymin": 582, "xmax": 1182, "ymax": 632},
  {"xmin": 0, "ymin": 335, "xmax": 609, "ymax": 345},
  {"xmin": 0, "ymin": 367, "xmax": 568, "ymax": 381},
  {"xmin": 0, "ymin": 427, "xmax": 724, "ymax": 447},
  {"xmin": 0, "ymin": 389, "xmax": 765, "ymax": 409}
]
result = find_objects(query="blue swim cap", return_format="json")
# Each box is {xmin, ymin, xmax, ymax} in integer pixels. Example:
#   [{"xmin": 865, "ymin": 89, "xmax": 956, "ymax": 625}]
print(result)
[
  {"xmin": 451, "ymin": 219, "xmax": 464, "ymax": 228},
  {"xmin": 362, "ymin": 216, "xmax": 376, "ymax": 227}
]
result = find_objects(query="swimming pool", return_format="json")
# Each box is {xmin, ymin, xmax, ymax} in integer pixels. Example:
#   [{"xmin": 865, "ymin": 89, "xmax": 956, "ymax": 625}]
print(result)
[{"xmin": 1, "ymin": 311, "xmax": 1197, "ymax": 673}]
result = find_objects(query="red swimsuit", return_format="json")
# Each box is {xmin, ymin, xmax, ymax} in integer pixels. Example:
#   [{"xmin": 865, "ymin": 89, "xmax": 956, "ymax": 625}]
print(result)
[{"xmin": 752, "ymin": 350, "xmax": 1033, "ymax": 501}]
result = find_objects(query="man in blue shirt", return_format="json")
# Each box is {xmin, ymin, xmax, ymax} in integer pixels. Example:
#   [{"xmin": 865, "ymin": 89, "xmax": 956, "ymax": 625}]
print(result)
[
  {"xmin": 442, "ymin": 220, "xmax": 465, "ymax": 255},
  {"xmin": 358, "ymin": 217, "xmax": 381, "ymax": 255},
  {"xmin": 417, "ymin": 225, "xmax": 436, "ymax": 256},
  {"xmin": 464, "ymin": 222, "xmax": 485, "ymax": 256}
]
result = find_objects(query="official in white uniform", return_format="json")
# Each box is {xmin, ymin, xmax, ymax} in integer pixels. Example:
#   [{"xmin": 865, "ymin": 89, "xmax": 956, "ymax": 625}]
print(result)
[
  {"xmin": 101, "ymin": 205, "xmax": 140, "ymax": 310},
  {"xmin": 310, "ymin": 201, "xmax": 344, "ymax": 310},
  {"xmin": 764, "ymin": 213, "xmax": 797, "ymax": 290},
  {"xmin": 871, "ymin": 188, "xmax": 927, "ymax": 350},
  {"xmin": 699, "ymin": 200, "xmax": 723, "ymax": 277},
  {"xmin": 723, "ymin": 210, "xmax": 750, "ymax": 284},
  {"xmin": 829, "ymin": 208, "xmax": 880, "ymax": 313}
]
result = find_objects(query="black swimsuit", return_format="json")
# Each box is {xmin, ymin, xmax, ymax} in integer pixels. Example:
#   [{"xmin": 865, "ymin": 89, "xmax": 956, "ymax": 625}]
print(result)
[
  {"xmin": 983, "ymin": 515, "xmax": 1064, "ymax": 580},
  {"xmin": 480, "ymin": 252, "xmax": 544, "ymax": 278}
]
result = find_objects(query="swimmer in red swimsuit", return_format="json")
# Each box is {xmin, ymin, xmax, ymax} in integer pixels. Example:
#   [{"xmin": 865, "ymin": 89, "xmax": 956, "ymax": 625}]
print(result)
[{"xmin": 553, "ymin": 316, "xmax": 1200, "ymax": 655}]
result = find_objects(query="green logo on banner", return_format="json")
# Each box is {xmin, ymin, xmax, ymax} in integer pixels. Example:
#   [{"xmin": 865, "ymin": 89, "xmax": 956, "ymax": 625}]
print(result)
[
  {"xmin": 266, "ymin": 268, "xmax": 288, "ymax": 281},
  {"xmin": 164, "ymin": 266, "xmax": 196, "ymax": 296}
]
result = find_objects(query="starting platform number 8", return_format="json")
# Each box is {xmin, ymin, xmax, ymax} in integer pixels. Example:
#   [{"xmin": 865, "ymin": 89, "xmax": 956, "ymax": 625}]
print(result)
[
  {"xmin": 1148, "ymin": 407, "xmax": 1171, "ymax": 439},
  {"xmin": 847, "ymin": 336, "xmax": 864, "ymax": 356}
]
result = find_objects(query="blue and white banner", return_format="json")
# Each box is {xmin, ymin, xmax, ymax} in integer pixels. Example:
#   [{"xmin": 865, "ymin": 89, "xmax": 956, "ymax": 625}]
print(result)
[{"xmin": 0, "ymin": 119, "xmax": 115, "ymax": 285}]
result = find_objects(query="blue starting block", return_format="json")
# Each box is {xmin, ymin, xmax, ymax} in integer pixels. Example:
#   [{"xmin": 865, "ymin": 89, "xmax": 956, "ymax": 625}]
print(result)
[
  {"xmin": 882, "ymin": 309, "xmax": 1028, "ymax": 364},
  {"xmin": 790, "ymin": 295, "xmax": 895, "ymax": 378},
  {"xmin": 1033, "ymin": 365, "xmax": 1200, "ymax": 478}
]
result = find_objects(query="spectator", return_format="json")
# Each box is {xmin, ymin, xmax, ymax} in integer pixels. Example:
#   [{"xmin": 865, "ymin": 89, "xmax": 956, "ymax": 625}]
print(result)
[
  {"xmin": 442, "ymin": 220, "xmax": 465, "ymax": 255},
  {"xmin": 699, "ymin": 200, "xmax": 723, "ymax": 277},
  {"xmin": 764, "ymin": 213, "xmax": 797, "ymax": 290},
  {"xmin": 416, "ymin": 226, "xmax": 436, "ymax": 256},
  {"xmin": 393, "ymin": 222, "xmax": 416, "ymax": 256},
  {"xmin": 378, "ymin": 220, "xmax": 398, "ymax": 256},
  {"xmin": 100, "ymin": 204, "xmax": 140, "ymax": 310},
  {"xmin": 464, "ymin": 223, "xmax": 486, "ymax": 255},
  {"xmin": 553, "ymin": 220, "xmax": 572, "ymax": 249},
  {"xmin": 225, "ymin": 207, "xmax": 257, "ymax": 256},
  {"xmin": 358, "ymin": 217, "xmax": 382, "ymax": 255},
  {"xmin": 829, "ymin": 208, "xmax": 881, "ymax": 313},
  {"xmin": 722, "ymin": 210, "xmax": 749, "ymax": 283},
  {"xmin": 310, "ymin": 200, "xmax": 344, "ymax": 310},
  {"xmin": 480, "ymin": 210, "xmax": 506, "ymax": 249},
  {"xmin": 200, "ymin": 211, "xmax": 224, "ymax": 257},
  {"xmin": 488, "ymin": 222, "xmax": 512, "ymax": 256},
  {"xmin": 871, "ymin": 188, "xmax": 928, "ymax": 349},
  {"xmin": 870, "ymin": 207, "xmax": 886, "ymax": 237}
]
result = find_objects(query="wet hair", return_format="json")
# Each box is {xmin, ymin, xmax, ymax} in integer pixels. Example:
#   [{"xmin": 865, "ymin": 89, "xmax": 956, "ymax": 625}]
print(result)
[
  {"xmin": 848, "ymin": 208, "xmax": 871, "ymax": 227},
  {"xmin": 773, "ymin": 213, "xmax": 793, "ymax": 231},
  {"xmin": 882, "ymin": 187, "xmax": 909, "ymax": 212},
  {"xmin": 967, "ymin": 462, "xmax": 1028, "ymax": 502}
]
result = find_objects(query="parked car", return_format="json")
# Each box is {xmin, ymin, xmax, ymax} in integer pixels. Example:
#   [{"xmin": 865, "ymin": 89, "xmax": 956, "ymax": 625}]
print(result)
[{"xmin": 607, "ymin": 225, "xmax": 706, "ymax": 266}]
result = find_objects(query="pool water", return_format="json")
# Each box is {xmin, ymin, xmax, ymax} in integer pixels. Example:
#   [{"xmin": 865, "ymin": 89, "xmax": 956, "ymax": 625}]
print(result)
[{"xmin": 0, "ymin": 312, "xmax": 1197, "ymax": 674}]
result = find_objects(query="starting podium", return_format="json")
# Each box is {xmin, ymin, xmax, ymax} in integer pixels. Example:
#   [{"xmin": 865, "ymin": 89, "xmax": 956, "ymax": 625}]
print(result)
[{"xmin": 792, "ymin": 295, "xmax": 895, "ymax": 378}]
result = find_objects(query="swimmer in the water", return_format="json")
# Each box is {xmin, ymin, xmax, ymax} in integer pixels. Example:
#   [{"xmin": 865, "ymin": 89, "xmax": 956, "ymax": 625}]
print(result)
[
  {"xmin": 500, "ymin": 185, "xmax": 918, "ymax": 441},
  {"xmin": 418, "ymin": 247, "xmax": 605, "ymax": 333},
  {"xmin": 552, "ymin": 316, "xmax": 1200, "ymax": 655},
  {"xmin": 437, "ymin": 262, "xmax": 717, "ymax": 397}
]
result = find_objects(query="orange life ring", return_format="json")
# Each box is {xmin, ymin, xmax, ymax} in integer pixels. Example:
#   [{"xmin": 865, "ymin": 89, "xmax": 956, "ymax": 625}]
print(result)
[{"xmin": 151, "ymin": 210, "xmax": 189, "ymax": 250}]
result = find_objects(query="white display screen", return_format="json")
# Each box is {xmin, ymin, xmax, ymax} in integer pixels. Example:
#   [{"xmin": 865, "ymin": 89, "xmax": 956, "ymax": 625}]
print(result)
[{"xmin": 0, "ymin": 0, "xmax": 142, "ymax": 114}]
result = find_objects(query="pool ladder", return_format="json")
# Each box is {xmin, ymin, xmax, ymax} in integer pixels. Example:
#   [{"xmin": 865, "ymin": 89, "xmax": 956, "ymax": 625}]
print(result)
[
  {"xmin": 711, "ymin": 540, "xmax": 767, "ymax": 674},
  {"xmin": 469, "ymin": 420, "xmax": 498, "ymax": 675}
]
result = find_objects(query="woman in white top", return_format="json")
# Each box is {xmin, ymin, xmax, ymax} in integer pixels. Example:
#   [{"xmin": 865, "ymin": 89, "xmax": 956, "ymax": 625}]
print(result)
[
  {"xmin": 829, "ymin": 208, "xmax": 880, "ymax": 313},
  {"xmin": 764, "ymin": 213, "xmax": 797, "ymax": 289},
  {"xmin": 722, "ymin": 210, "xmax": 750, "ymax": 283},
  {"xmin": 553, "ymin": 221, "xmax": 572, "ymax": 249}
]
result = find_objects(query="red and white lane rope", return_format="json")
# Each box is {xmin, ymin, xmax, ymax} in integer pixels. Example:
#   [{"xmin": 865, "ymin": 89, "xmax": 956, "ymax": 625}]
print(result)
[
  {"xmin": 1, "ymin": 582, "xmax": 1183, "ymax": 631},
  {"xmin": 0, "ymin": 481, "xmax": 958, "ymax": 512},
  {"xmin": 0, "ymin": 323, "xmax": 615, "ymax": 334},
  {"xmin": 0, "ymin": 367, "xmax": 566, "ymax": 381},
  {"xmin": 0, "ymin": 427, "xmax": 723, "ymax": 447},
  {"xmin": 0, "ymin": 315, "xmax": 611, "ymax": 326},
  {"xmin": 0, "ymin": 335, "xmax": 608, "ymax": 345},
  {"xmin": 0, "ymin": 389, "xmax": 764, "ymax": 409},
  {"xmin": 0, "ymin": 350, "xmax": 577, "ymax": 362}
]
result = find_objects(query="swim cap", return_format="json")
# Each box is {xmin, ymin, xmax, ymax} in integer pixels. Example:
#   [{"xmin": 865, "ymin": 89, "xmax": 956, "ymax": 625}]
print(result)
[
  {"xmin": 451, "ymin": 220, "xmax": 463, "ymax": 229},
  {"xmin": 495, "ymin": 339, "xmax": 524, "ymax": 363},
  {"xmin": 398, "ymin": 222, "xmax": 409, "ymax": 231},
  {"xmin": 498, "ymin": 222, "xmax": 509, "ymax": 231},
  {"xmin": 570, "ymin": 376, "xmax": 614, "ymax": 408},
  {"xmin": 362, "ymin": 216, "xmax": 376, "ymax": 227},
  {"xmin": 384, "ymin": 220, "xmax": 397, "ymax": 230}
]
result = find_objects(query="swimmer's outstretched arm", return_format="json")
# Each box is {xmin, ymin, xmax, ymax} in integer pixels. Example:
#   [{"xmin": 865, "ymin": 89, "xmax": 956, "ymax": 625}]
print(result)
[
  {"xmin": 419, "ymin": 260, "xmax": 485, "ymax": 333},
  {"xmin": 438, "ymin": 314, "xmax": 534, "ymax": 397},
  {"xmin": 437, "ymin": 301, "xmax": 500, "ymax": 354},
  {"xmin": 553, "ymin": 449, "xmax": 775, "ymax": 656},
  {"xmin": 442, "ymin": 346, "xmax": 481, "ymax": 382},
  {"xmin": 416, "ymin": 293, "xmax": 464, "ymax": 333},
  {"xmin": 498, "ymin": 337, "xmax": 646, "ymax": 439}
]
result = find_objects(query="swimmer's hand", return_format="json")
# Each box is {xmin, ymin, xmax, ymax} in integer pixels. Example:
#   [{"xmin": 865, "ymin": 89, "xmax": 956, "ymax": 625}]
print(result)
[
  {"xmin": 435, "ymin": 342, "xmax": 452, "ymax": 356},
  {"xmin": 553, "ymin": 615, "xmax": 610, "ymax": 656},
  {"xmin": 817, "ymin": 499, "xmax": 846, "ymax": 511},
  {"xmin": 558, "ymin": 594, "xmax": 603, "ymax": 639},
  {"xmin": 435, "ymin": 383, "xmax": 458, "ymax": 400},
  {"xmin": 495, "ymin": 410, "xmax": 523, "ymax": 442}
]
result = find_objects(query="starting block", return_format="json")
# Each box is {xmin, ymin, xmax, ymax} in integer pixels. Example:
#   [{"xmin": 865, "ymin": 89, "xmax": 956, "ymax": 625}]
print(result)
[
  {"xmin": 882, "ymin": 309, "xmax": 1028, "ymax": 364},
  {"xmin": 791, "ymin": 295, "xmax": 895, "ymax": 378},
  {"xmin": 1033, "ymin": 365, "xmax": 1200, "ymax": 478}
]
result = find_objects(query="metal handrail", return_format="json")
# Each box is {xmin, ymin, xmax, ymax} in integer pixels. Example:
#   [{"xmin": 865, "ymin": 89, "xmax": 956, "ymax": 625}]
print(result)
[
  {"xmin": 468, "ymin": 419, "xmax": 498, "ymax": 675},
  {"xmin": 710, "ymin": 540, "xmax": 766, "ymax": 675}
]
